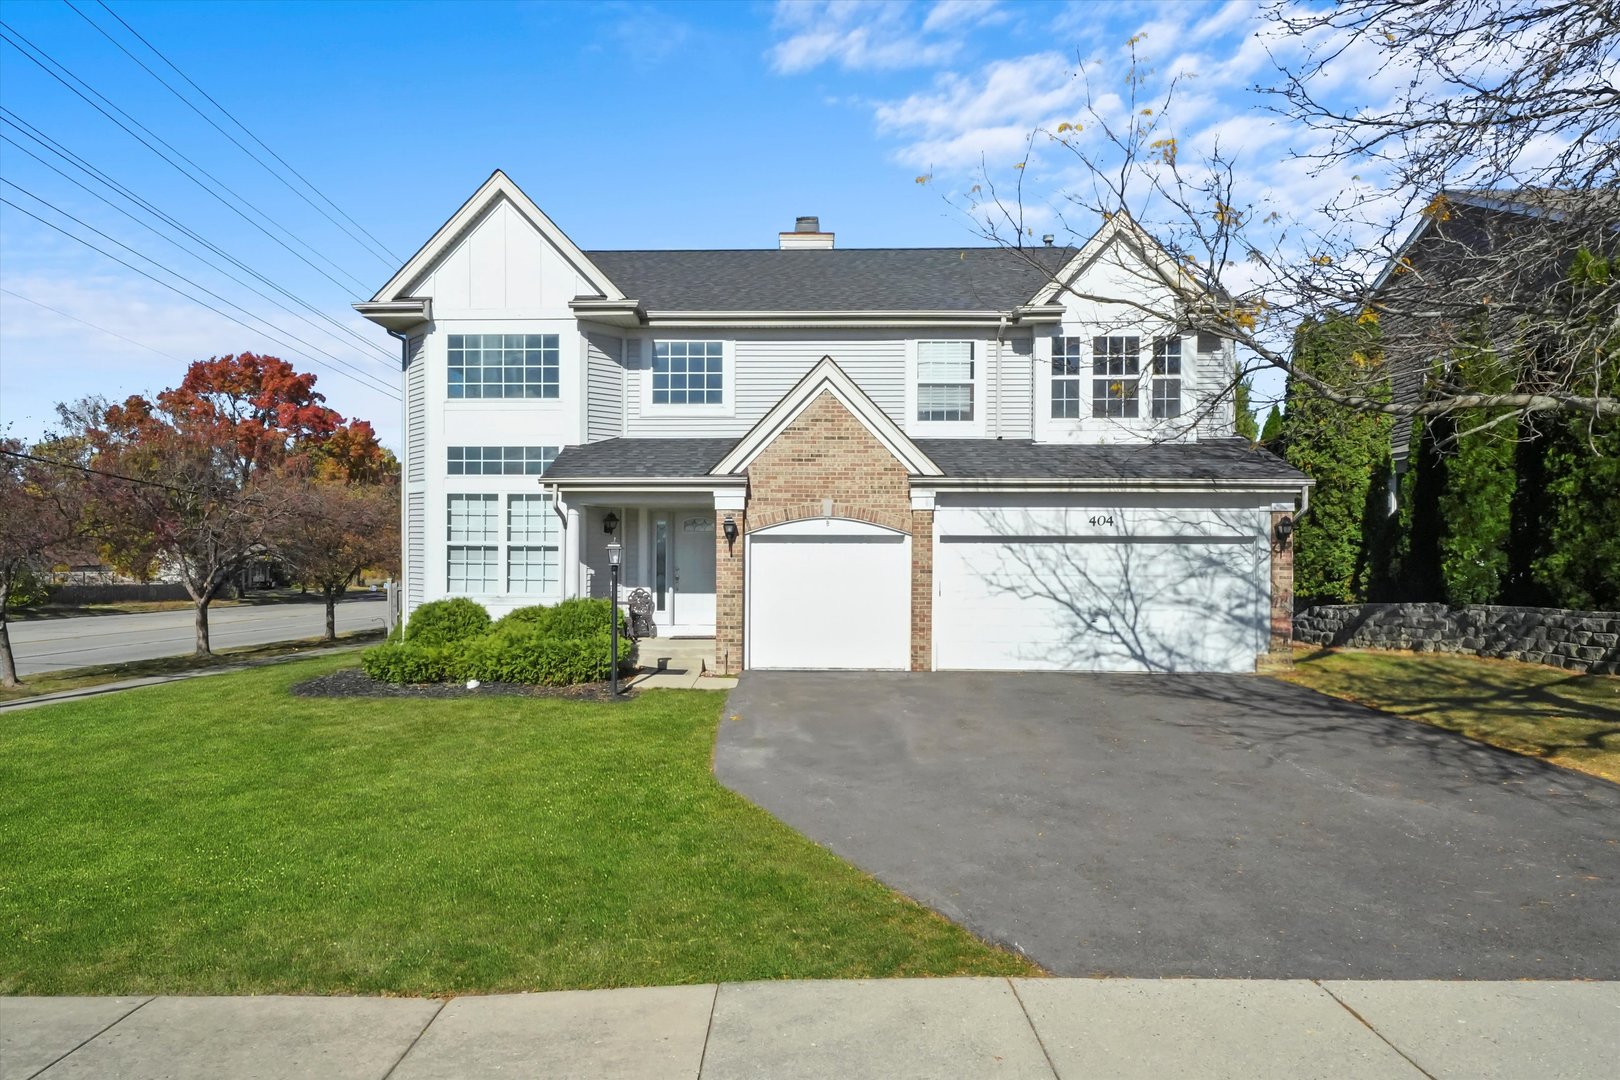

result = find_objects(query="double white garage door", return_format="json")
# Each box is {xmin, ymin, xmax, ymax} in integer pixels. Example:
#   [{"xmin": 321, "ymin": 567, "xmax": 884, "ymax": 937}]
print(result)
[{"xmin": 745, "ymin": 506, "xmax": 1269, "ymax": 673}]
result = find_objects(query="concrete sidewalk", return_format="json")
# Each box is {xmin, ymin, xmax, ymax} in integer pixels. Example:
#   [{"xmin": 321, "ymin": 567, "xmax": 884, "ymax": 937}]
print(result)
[{"xmin": 4, "ymin": 979, "xmax": 1615, "ymax": 1079}]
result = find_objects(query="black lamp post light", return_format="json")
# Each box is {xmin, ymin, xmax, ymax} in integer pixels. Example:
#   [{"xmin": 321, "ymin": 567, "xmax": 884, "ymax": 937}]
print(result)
[{"xmin": 607, "ymin": 539, "xmax": 622, "ymax": 697}]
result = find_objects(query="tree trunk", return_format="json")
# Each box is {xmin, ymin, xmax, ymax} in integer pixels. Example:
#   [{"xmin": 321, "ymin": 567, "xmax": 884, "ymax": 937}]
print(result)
[
  {"xmin": 195, "ymin": 596, "xmax": 211, "ymax": 656},
  {"xmin": 0, "ymin": 582, "xmax": 17, "ymax": 688},
  {"xmin": 323, "ymin": 588, "xmax": 336, "ymax": 643}
]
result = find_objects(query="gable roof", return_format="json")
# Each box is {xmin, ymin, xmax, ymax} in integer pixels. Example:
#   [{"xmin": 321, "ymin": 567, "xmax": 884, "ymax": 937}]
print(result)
[
  {"xmin": 582, "ymin": 247, "xmax": 1073, "ymax": 313},
  {"xmin": 1029, "ymin": 211, "xmax": 1215, "ymax": 308},
  {"xmin": 368, "ymin": 170, "xmax": 625, "ymax": 303},
  {"xmin": 713, "ymin": 356, "xmax": 942, "ymax": 476}
]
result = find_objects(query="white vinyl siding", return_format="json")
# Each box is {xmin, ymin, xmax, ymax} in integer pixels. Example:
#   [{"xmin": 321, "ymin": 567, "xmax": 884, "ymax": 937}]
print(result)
[
  {"xmin": 916, "ymin": 341, "xmax": 974, "ymax": 422},
  {"xmin": 586, "ymin": 333, "xmax": 624, "ymax": 440},
  {"xmin": 405, "ymin": 336, "xmax": 426, "ymax": 483},
  {"xmin": 406, "ymin": 491, "xmax": 425, "ymax": 609}
]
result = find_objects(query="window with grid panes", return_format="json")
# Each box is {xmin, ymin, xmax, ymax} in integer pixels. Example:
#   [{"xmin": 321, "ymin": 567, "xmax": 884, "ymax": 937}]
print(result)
[
  {"xmin": 447, "ymin": 334, "xmax": 559, "ymax": 399},
  {"xmin": 506, "ymin": 494, "xmax": 559, "ymax": 594},
  {"xmin": 916, "ymin": 341, "xmax": 974, "ymax": 421},
  {"xmin": 447, "ymin": 446, "xmax": 557, "ymax": 476},
  {"xmin": 1051, "ymin": 336, "xmax": 1085, "ymax": 418},
  {"xmin": 1092, "ymin": 336, "xmax": 1140, "ymax": 418},
  {"xmin": 446, "ymin": 494, "xmax": 499, "ymax": 592},
  {"xmin": 1152, "ymin": 337, "xmax": 1183, "ymax": 419},
  {"xmin": 652, "ymin": 341, "xmax": 724, "ymax": 405}
]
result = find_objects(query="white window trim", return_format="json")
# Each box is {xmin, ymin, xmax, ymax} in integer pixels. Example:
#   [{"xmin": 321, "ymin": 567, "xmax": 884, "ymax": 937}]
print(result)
[
  {"xmin": 906, "ymin": 338, "xmax": 986, "ymax": 436},
  {"xmin": 1037, "ymin": 329, "xmax": 1194, "ymax": 440},
  {"xmin": 443, "ymin": 490, "xmax": 563, "ymax": 600},
  {"xmin": 639, "ymin": 338, "xmax": 735, "ymax": 417},
  {"xmin": 437, "ymin": 323, "xmax": 576, "ymax": 414}
]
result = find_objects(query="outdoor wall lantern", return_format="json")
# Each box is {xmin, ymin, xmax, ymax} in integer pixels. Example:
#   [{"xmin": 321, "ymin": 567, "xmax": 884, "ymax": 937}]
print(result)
[
  {"xmin": 602, "ymin": 511, "xmax": 619, "ymax": 536},
  {"xmin": 1274, "ymin": 515, "xmax": 1295, "ymax": 548},
  {"xmin": 722, "ymin": 514, "xmax": 739, "ymax": 545}
]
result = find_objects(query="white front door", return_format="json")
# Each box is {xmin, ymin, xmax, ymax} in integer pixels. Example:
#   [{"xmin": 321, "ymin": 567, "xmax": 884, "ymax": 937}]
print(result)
[
  {"xmin": 658, "ymin": 510, "xmax": 716, "ymax": 636},
  {"xmin": 746, "ymin": 518, "xmax": 911, "ymax": 670}
]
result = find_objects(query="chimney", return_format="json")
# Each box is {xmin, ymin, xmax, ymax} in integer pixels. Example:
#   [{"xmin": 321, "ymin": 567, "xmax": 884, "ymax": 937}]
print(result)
[{"xmin": 779, "ymin": 215, "xmax": 834, "ymax": 249}]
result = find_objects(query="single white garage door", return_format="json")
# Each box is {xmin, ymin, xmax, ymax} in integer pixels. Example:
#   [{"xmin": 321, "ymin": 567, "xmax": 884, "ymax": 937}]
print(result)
[
  {"xmin": 933, "ymin": 508, "xmax": 1267, "ymax": 673},
  {"xmin": 747, "ymin": 519, "xmax": 911, "ymax": 670}
]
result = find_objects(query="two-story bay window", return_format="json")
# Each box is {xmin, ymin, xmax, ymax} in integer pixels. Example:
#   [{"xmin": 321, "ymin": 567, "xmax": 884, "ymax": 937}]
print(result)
[
  {"xmin": 917, "ymin": 341, "xmax": 974, "ymax": 422},
  {"xmin": 652, "ymin": 341, "xmax": 724, "ymax": 406},
  {"xmin": 1092, "ymin": 335, "xmax": 1141, "ymax": 418},
  {"xmin": 1152, "ymin": 337, "xmax": 1183, "ymax": 419},
  {"xmin": 506, "ymin": 494, "xmax": 559, "ymax": 594},
  {"xmin": 446, "ymin": 494, "xmax": 500, "ymax": 592},
  {"xmin": 1051, "ymin": 336, "xmax": 1085, "ymax": 418},
  {"xmin": 447, "ymin": 334, "xmax": 560, "ymax": 399}
]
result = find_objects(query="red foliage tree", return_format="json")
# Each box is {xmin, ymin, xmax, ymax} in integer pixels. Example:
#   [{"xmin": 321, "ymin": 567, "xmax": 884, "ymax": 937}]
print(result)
[
  {"xmin": 0, "ymin": 438, "xmax": 86, "ymax": 686},
  {"xmin": 268, "ymin": 472, "xmax": 400, "ymax": 641}
]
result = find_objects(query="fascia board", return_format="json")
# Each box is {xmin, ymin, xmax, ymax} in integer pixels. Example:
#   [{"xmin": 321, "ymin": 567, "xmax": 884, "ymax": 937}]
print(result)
[
  {"xmin": 369, "ymin": 170, "xmax": 626, "ymax": 303},
  {"xmin": 914, "ymin": 477, "xmax": 1313, "ymax": 492}
]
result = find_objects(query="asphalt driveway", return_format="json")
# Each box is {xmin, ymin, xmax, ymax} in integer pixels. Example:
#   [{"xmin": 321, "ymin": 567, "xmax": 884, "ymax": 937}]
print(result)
[{"xmin": 715, "ymin": 671, "xmax": 1620, "ymax": 979}]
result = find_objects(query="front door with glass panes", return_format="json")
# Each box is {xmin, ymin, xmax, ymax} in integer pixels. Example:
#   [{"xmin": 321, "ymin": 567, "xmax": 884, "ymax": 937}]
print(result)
[{"xmin": 649, "ymin": 509, "xmax": 716, "ymax": 636}]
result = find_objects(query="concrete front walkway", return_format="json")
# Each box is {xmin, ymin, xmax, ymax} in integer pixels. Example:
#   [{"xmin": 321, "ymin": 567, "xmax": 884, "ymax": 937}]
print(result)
[{"xmin": 4, "ymin": 979, "xmax": 1616, "ymax": 1080}]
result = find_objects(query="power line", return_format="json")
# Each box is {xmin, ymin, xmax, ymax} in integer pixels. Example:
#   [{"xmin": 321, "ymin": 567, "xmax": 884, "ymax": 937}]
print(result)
[
  {"xmin": 1, "ymin": 179, "xmax": 400, "ymax": 398},
  {"xmin": 0, "ymin": 109, "xmax": 397, "ymax": 368},
  {"xmin": 1, "ymin": 122, "xmax": 398, "ymax": 369},
  {"xmin": 0, "ymin": 20, "xmax": 374, "ymax": 295},
  {"xmin": 95, "ymin": 0, "xmax": 402, "ymax": 265},
  {"xmin": 0, "ymin": 445, "xmax": 195, "ymax": 494},
  {"xmin": 0, "ymin": 286, "xmax": 191, "ymax": 364},
  {"xmin": 1, "ymin": 192, "xmax": 401, "ymax": 400},
  {"xmin": 64, "ymin": 0, "xmax": 398, "ymax": 268}
]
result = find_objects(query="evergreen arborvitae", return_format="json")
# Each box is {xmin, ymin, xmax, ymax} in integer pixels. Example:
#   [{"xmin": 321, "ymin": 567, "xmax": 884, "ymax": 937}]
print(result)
[
  {"xmin": 1282, "ymin": 314, "xmax": 1392, "ymax": 605},
  {"xmin": 1436, "ymin": 343, "xmax": 1516, "ymax": 604},
  {"xmin": 1234, "ymin": 369, "xmax": 1259, "ymax": 442},
  {"xmin": 1259, "ymin": 406, "xmax": 1285, "ymax": 449}
]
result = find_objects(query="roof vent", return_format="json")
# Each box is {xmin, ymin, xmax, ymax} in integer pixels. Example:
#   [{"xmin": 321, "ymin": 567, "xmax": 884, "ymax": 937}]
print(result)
[
  {"xmin": 779, "ymin": 215, "xmax": 834, "ymax": 250},
  {"xmin": 1042, "ymin": 234, "xmax": 1055, "ymax": 246}
]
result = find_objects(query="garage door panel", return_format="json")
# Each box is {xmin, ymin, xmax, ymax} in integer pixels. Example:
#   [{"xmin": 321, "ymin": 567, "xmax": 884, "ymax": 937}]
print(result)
[
  {"xmin": 935, "ymin": 535, "xmax": 1265, "ymax": 673},
  {"xmin": 748, "ymin": 529, "xmax": 910, "ymax": 670}
]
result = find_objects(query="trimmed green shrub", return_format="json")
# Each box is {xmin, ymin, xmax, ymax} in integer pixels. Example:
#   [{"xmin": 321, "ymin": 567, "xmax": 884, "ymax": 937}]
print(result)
[
  {"xmin": 460, "ymin": 629, "xmax": 635, "ymax": 686},
  {"xmin": 360, "ymin": 641, "xmax": 459, "ymax": 684},
  {"xmin": 491, "ymin": 597, "xmax": 626, "ymax": 638},
  {"xmin": 404, "ymin": 597, "xmax": 490, "ymax": 646}
]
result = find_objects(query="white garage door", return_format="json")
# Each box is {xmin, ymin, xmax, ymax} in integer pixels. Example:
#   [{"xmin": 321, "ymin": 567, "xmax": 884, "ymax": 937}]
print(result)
[
  {"xmin": 933, "ymin": 507, "xmax": 1267, "ymax": 673},
  {"xmin": 747, "ymin": 519, "xmax": 911, "ymax": 670}
]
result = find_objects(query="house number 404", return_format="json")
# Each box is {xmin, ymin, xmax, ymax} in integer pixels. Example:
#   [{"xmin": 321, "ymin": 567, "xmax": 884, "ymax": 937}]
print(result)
[{"xmin": 1088, "ymin": 515, "xmax": 1116, "ymax": 527}]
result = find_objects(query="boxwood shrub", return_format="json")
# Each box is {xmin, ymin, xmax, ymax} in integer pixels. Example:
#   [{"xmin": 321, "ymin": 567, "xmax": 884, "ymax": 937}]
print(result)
[
  {"xmin": 404, "ymin": 597, "xmax": 490, "ymax": 646},
  {"xmin": 363, "ymin": 598, "xmax": 637, "ymax": 687}
]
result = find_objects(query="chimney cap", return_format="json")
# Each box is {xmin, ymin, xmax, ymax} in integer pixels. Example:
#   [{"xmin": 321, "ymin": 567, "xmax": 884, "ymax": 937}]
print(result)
[
  {"xmin": 780, "ymin": 216, "xmax": 834, "ymax": 249},
  {"xmin": 796, "ymin": 216, "xmax": 822, "ymax": 232}
]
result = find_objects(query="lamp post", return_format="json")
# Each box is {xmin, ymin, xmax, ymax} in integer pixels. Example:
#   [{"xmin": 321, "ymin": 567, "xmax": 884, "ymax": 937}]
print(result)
[{"xmin": 607, "ymin": 540, "xmax": 622, "ymax": 696}]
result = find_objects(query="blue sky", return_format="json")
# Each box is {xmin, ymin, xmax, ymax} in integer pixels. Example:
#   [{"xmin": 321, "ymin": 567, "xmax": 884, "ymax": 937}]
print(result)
[{"xmin": 1, "ymin": 0, "xmax": 1368, "ymax": 449}]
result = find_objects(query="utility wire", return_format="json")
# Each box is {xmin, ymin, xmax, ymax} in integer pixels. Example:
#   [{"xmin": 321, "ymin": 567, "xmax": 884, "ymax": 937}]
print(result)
[
  {"xmin": 1, "ymin": 124, "xmax": 398, "ymax": 369},
  {"xmin": 1, "ymin": 179, "xmax": 400, "ymax": 398},
  {"xmin": 0, "ymin": 445, "xmax": 196, "ymax": 494},
  {"xmin": 95, "ymin": 0, "xmax": 402, "ymax": 265},
  {"xmin": 0, "ymin": 109, "xmax": 397, "ymax": 368},
  {"xmin": 64, "ymin": 0, "xmax": 397, "ymax": 267},
  {"xmin": 0, "ymin": 285, "xmax": 192, "ymax": 364},
  {"xmin": 0, "ymin": 21, "xmax": 374, "ymax": 295},
  {"xmin": 1, "ymin": 192, "xmax": 401, "ymax": 400}
]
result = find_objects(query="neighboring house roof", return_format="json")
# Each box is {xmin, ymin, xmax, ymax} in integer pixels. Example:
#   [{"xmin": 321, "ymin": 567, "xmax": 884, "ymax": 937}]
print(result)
[
  {"xmin": 914, "ymin": 438, "xmax": 1307, "ymax": 483},
  {"xmin": 547, "ymin": 438, "xmax": 738, "ymax": 479},
  {"xmin": 582, "ymin": 247, "xmax": 1075, "ymax": 312},
  {"xmin": 548, "ymin": 435, "xmax": 1305, "ymax": 485}
]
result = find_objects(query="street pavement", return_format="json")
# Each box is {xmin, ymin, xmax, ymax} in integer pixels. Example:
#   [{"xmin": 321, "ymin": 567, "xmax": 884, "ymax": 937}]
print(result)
[
  {"xmin": 3, "ymin": 979, "xmax": 1615, "ymax": 1079},
  {"xmin": 7, "ymin": 595, "xmax": 387, "ymax": 676}
]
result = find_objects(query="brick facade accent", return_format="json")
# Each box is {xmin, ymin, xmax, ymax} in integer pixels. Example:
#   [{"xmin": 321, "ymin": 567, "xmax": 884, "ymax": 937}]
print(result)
[
  {"xmin": 720, "ymin": 389, "xmax": 916, "ymax": 674},
  {"xmin": 715, "ymin": 509, "xmax": 745, "ymax": 675},
  {"xmin": 744, "ymin": 391, "xmax": 913, "ymax": 535},
  {"xmin": 910, "ymin": 509, "xmax": 933, "ymax": 671},
  {"xmin": 1268, "ymin": 510, "xmax": 1295, "ymax": 655}
]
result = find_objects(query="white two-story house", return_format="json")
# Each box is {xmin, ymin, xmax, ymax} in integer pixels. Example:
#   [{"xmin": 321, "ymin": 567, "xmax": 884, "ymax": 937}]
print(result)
[{"xmin": 356, "ymin": 171, "xmax": 1308, "ymax": 674}]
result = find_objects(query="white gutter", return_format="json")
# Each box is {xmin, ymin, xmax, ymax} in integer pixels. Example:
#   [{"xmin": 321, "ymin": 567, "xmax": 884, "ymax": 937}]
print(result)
[
  {"xmin": 915, "ymin": 477, "xmax": 1314, "ymax": 494},
  {"xmin": 640, "ymin": 309, "xmax": 1067, "ymax": 329}
]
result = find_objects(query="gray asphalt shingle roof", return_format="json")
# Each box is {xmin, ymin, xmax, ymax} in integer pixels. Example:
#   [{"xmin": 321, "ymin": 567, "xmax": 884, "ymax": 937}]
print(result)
[
  {"xmin": 583, "ymin": 247, "xmax": 1075, "ymax": 312},
  {"xmin": 913, "ymin": 438, "xmax": 1307, "ymax": 482},
  {"xmin": 548, "ymin": 436, "xmax": 1304, "ymax": 483}
]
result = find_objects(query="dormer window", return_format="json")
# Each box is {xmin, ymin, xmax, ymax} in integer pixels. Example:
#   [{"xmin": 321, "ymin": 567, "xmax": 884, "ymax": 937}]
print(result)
[
  {"xmin": 1092, "ymin": 335, "xmax": 1140, "ymax": 418},
  {"xmin": 916, "ymin": 341, "xmax": 975, "ymax": 422}
]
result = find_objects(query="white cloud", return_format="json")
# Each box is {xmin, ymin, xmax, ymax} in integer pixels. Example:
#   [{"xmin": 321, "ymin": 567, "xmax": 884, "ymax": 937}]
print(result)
[
  {"xmin": 921, "ymin": 0, "xmax": 1007, "ymax": 33},
  {"xmin": 768, "ymin": 0, "xmax": 966, "ymax": 73}
]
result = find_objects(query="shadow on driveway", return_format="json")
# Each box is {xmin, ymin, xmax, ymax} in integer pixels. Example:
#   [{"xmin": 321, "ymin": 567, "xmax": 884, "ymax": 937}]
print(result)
[{"xmin": 715, "ymin": 671, "xmax": 1620, "ymax": 979}]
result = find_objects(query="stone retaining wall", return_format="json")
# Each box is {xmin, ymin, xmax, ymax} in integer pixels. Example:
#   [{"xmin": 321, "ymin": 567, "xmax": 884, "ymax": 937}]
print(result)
[{"xmin": 1293, "ymin": 603, "xmax": 1620, "ymax": 675}]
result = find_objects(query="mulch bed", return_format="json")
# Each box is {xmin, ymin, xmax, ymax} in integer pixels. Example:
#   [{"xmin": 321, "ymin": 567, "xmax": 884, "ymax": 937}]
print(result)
[{"xmin": 290, "ymin": 667, "xmax": 631, "ymax": 702}]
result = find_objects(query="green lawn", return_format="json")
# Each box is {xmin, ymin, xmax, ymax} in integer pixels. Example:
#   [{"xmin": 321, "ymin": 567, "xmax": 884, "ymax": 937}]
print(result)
[
  {"xmin": 0, "ymin": 657, "xmax": 1034, "ymax": 996},
  {"xmin": 1283, "ymin": 648, "xmax": 1620, "ymax": 784}
]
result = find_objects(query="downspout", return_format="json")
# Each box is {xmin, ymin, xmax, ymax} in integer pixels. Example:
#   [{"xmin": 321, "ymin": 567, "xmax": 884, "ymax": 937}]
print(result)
[{"xmin": 388, "ymin": 328, "xmax": 410, "ymax": 641}]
